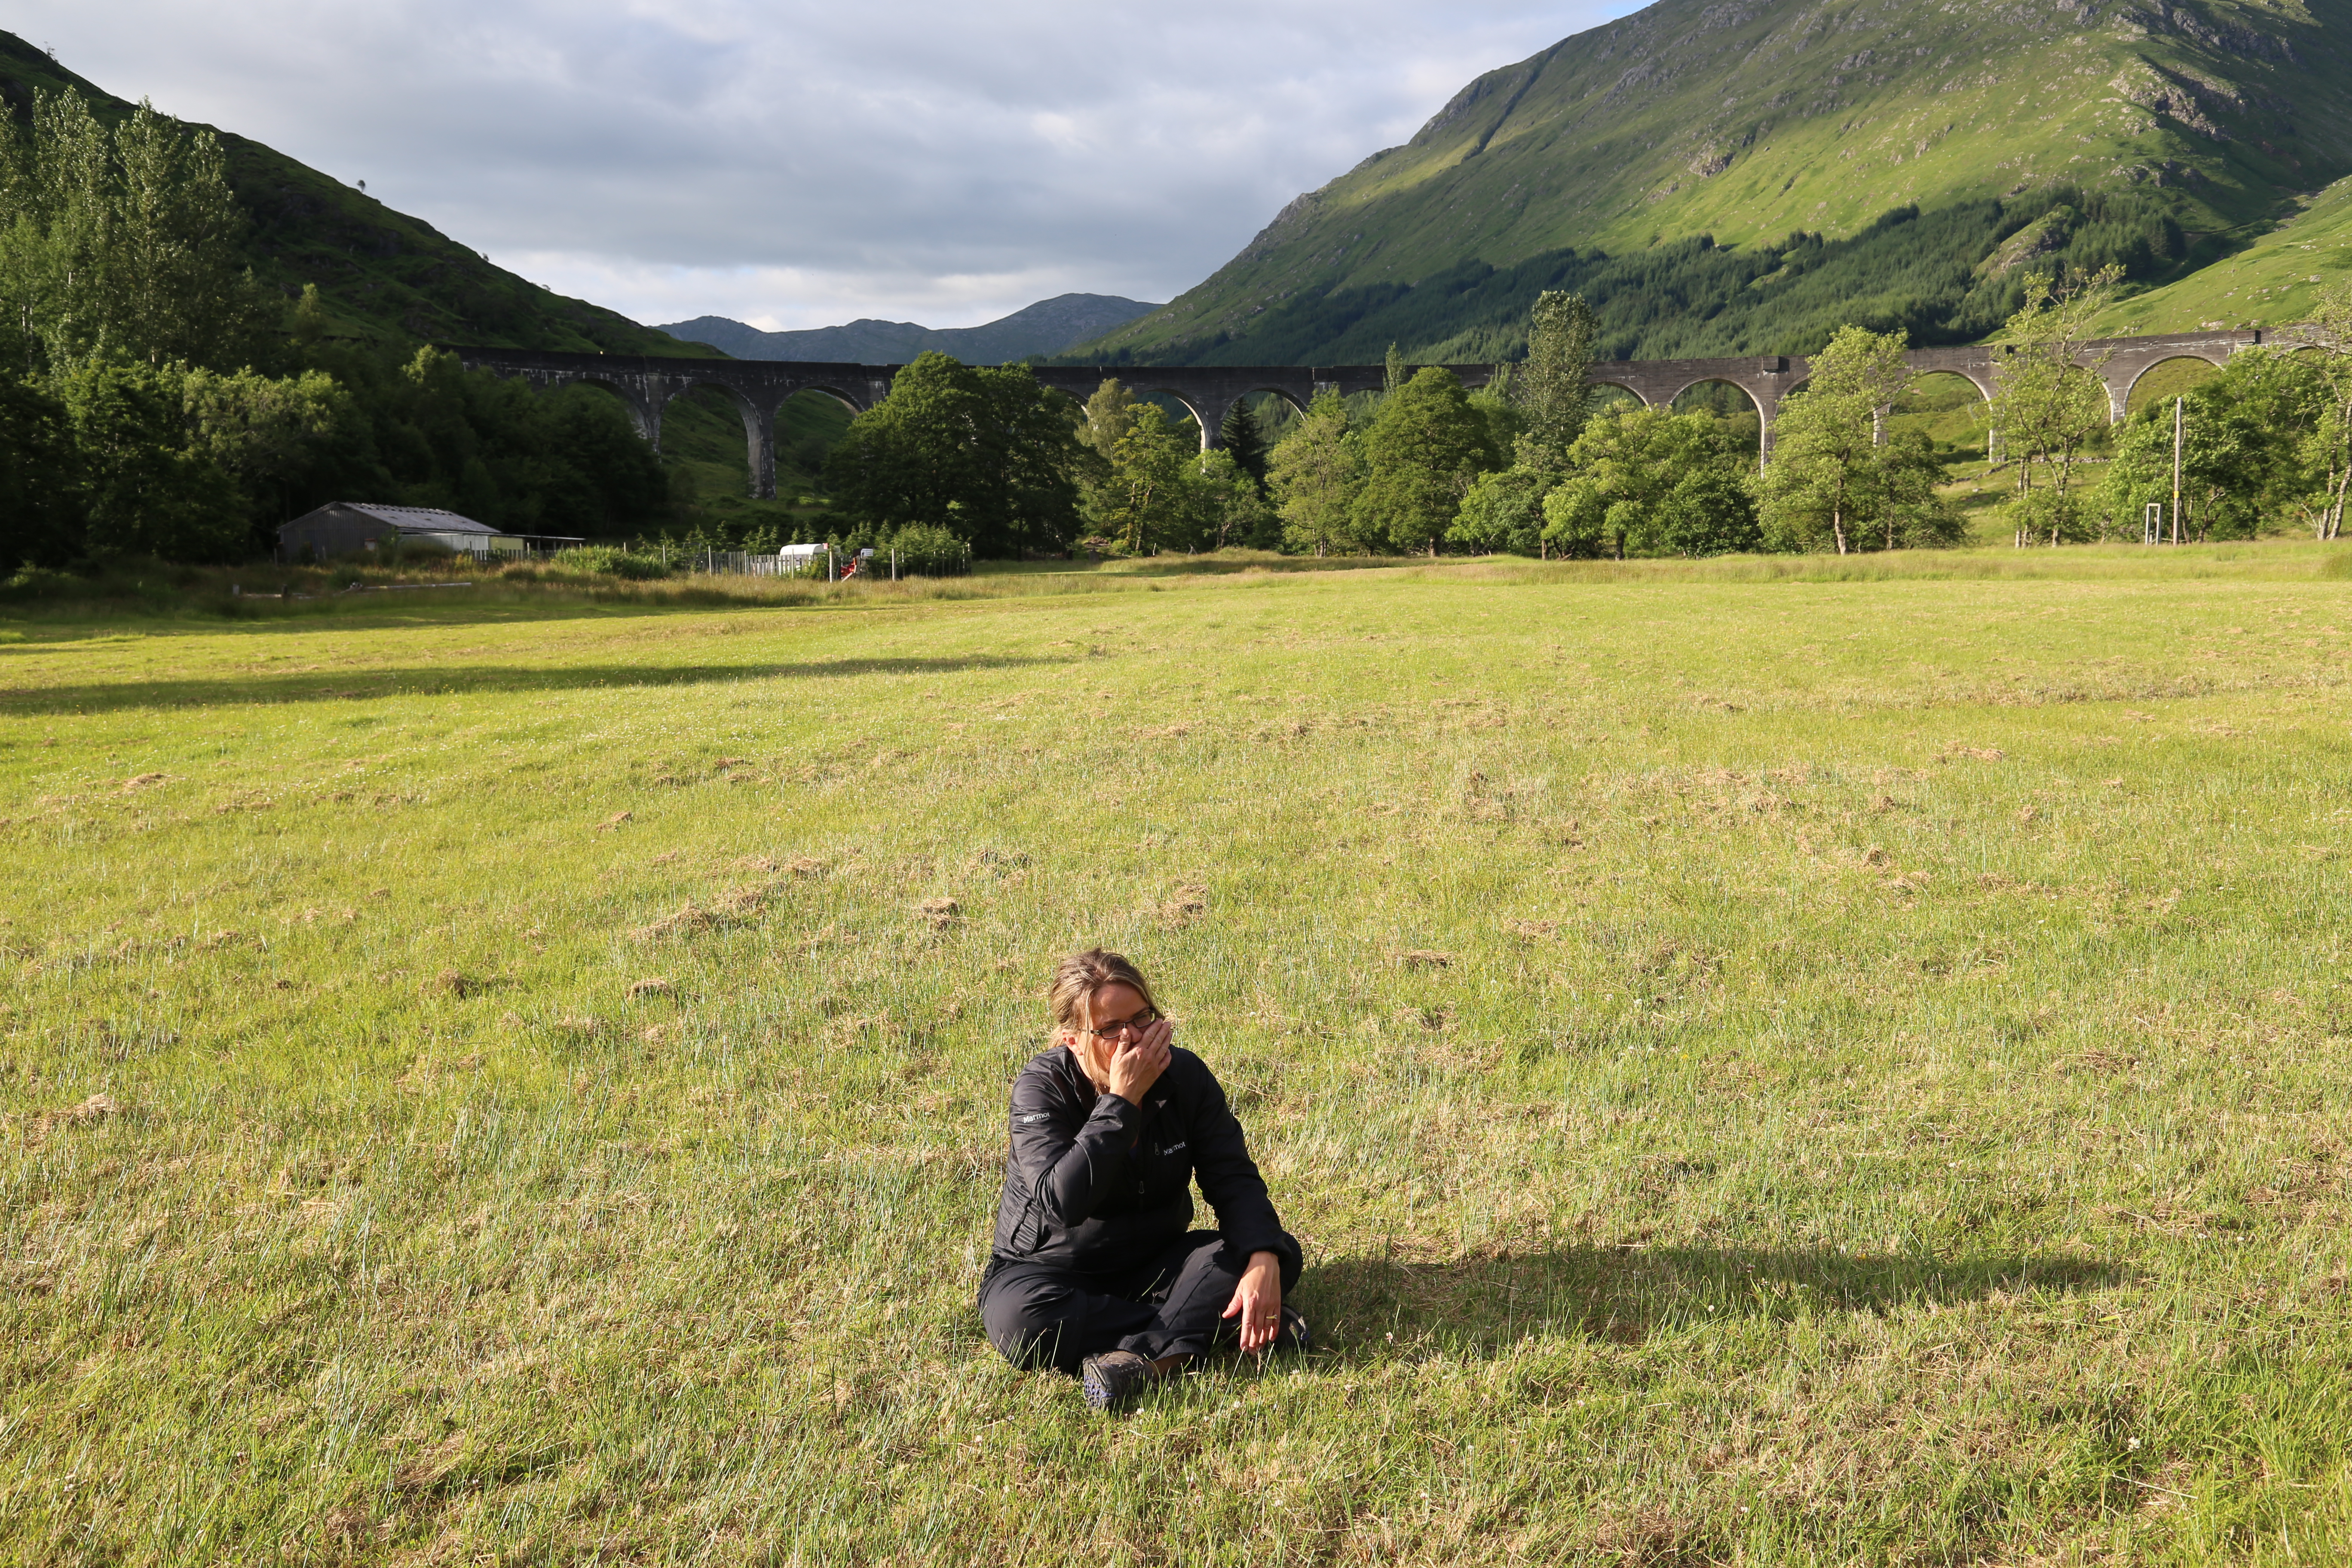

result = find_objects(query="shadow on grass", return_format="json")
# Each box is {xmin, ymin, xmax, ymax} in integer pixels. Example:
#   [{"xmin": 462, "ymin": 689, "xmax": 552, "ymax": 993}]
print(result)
[
  {"xmin": 1297, "ymin": 1244, "xmax": 2121, "ymax": 1352},
  {"xmin": 0, "ymin": 655, "xmax": 1067, "ymax": 714}
]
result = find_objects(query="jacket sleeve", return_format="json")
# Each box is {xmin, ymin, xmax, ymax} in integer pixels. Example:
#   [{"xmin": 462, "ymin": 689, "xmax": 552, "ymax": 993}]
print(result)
[
  {"xmin": 1187, "ymin": 1064, "xmax": 1302, "ymax": 1275},
  {"xmin": 1008, "ymin": 1066, "xmax": 1140, "ymax": 1227}
]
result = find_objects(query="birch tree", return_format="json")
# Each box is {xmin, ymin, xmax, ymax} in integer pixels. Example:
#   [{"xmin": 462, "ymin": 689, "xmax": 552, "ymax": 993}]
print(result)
[
  {"xmin": 1990, "ymin": 266, "xmax": 2122, "ymax": 546},
  {"xmin": 1758, "ymin": 325, "xmax": 1918, "ymax": 555},
  {"xmin": 2302, "ymin": 282, "xmax": 2352, "ymax": 540}
]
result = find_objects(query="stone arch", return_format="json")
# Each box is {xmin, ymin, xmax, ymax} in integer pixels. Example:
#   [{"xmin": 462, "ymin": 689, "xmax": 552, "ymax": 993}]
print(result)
[
  {"xmin": 549, "ymin": 375, "xmax": 658, "ymax": 443},
  {"xmin": 771, "ymin": 387, "xmax": 862, "ymax": 498},
  {"xmin": 1135, "ymin": 386, "xmax": 1213, "ymax": 450},
  {"xmin": 1245, "ymin": 385, "xmax": 1312, "ymax": 419},
  {"xmin": 660, "ymin": 379, "xmax": 778, "ymax": 500},
  {"xmin": 1667, "ymin": 378, "xmax": 1766, "ymax": 459},
  {"xmin": 1891, "ymin": 370, "xmax": 1991, "ymax": 462},
  {"xmin": 2119, "ymin": 354, "xmax": 2225, "ymax": 421},
  {"xmin": 1587, "ymin": 378, "xmax": 1650, "ymax": 408},
  {"xmin": 793, "ymin": 383, "xmax": 868, "ymax": 417}
]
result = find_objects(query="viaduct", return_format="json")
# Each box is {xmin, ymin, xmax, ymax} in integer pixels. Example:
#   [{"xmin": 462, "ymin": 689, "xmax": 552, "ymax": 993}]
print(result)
[{"xmin": 449, "ymin": 328, "xmax": 2285, "ymax": 501}]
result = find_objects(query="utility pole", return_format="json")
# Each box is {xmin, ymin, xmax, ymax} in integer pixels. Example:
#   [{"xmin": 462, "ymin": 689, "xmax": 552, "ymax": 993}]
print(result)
[{"xmin": 2171, "ymin": 396, "xmax": 2183, "ymax": 545}]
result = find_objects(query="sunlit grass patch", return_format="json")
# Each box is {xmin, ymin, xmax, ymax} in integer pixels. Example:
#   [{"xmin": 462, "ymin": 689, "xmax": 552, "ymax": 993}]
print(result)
[{"xmin": 4, "ymin": 550, "xmax": 2352, "ymax": 1563}]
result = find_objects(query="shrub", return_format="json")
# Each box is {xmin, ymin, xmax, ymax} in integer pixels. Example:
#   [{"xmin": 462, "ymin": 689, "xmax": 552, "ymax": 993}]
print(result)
[
  {"xmin": 549, "ymin": 545, "xmax": 671, "ymax": 580},
  {"xmin": 875, "ymin": 523, "xmax": 972, "ymax": 577}
]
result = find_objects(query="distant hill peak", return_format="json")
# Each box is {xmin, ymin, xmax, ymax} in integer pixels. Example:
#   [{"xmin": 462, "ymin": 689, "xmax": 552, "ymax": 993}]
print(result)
[
  {"xmin": 659, "ymin": 293, "xmax": 1164, "ymax": 364},
  {"xmin": 1074, "ymin": 0, "xmax": 2352, "ymax": 366}
]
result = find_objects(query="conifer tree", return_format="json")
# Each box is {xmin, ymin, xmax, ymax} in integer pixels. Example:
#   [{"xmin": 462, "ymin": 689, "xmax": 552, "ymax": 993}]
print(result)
[
  {"xmin": 1514, "ymin": 290, "xmax": 1598, "ymax": 473},
  {"xmin": 1217, "ymin": 397, "xmax": 1268, "ymax": 490}
]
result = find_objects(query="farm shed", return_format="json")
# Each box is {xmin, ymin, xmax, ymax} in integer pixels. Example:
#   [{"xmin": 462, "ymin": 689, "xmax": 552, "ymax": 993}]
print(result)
[{"xmin": 276, "ymin": 503, "xmax": 581, "ymax": 562}]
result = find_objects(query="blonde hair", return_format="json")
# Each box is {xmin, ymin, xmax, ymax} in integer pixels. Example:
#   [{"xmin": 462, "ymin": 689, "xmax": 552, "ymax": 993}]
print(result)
[{"xmin": 1048, "ymin": 948, "xmax": 1161, "ymax": 1034}]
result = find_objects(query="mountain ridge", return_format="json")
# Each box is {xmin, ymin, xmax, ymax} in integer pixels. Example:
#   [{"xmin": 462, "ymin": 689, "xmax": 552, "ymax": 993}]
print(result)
[
  {"xmin": 0, "ymin": 30, "xmax": 718, "ymax": 359},
  {"xmin": 1079, "ymin": 0, "xmax": 2352, "ymax": 364},
  {"xmin": 659, "ymin": 294, "xmax": 1162, "ymax": 365}
]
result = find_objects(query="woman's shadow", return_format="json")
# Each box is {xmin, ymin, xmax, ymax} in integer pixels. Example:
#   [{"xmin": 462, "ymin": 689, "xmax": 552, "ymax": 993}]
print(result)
[{"xmin": 1296, "ymin": 1242, "xmax": 2120, "ymax": 1351}]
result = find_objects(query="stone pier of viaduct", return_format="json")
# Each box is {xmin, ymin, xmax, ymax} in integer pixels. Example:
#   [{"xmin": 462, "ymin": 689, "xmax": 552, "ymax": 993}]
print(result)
[{"xmin": 450, "ymin": 327, "xmax": 2286, "ymax": 501}]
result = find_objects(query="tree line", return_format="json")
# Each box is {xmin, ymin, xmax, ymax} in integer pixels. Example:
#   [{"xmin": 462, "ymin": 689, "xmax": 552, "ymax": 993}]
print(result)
[
  {"xmin": 0, "ymin": 89, "xmax": 671, "ymax": 571},
  {"xmin": 814, "ymin": 267, "xmax": 2352, "ymax": 562},
  {"xmin": 2096, "ymin": 291, "xmax": 2352, "ymax": 544},
  {"xmin": 8, "ymin": 83, "xmax": 2347, "ymax": 573},
  {"xmin": 817, "ymin": 297, "xmax": 1966, "ymax": 561}
]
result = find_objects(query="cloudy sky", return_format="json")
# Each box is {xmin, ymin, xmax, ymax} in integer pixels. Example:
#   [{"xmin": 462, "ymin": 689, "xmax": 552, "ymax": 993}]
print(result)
[{"xmin": 18, "ymin": 1, "xmax": 1632, "ymax": 331}]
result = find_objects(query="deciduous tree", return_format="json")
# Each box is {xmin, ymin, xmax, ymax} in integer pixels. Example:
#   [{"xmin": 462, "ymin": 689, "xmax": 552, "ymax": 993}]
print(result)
[
  {"xmin": 1267, "ymin": 391, "xmax": 1362, "ymax": 557},
  {"xmin": 1353, "ymin": 367, "xmax": 1498, "ymax": 556},
  {"xmin": 0, "ymin": 90, "xmax": 259, "ymax": 374},
  {"xmin": 2100, "ymin": 351, "xmax": 2317, "ymax": 542},
  {"xmin": 1097, "ymin": 403, "xmax": 1192, "ymax": 554},
  {"xmin": 0, "ymin": 377, "xmax": 81, "ymax": 567},
  {"xmin": 1757, "ymin": 325, "xmax": 1951, "ymax": 554},
  {"xmin": 1447, "ymin": 465, "xmax": 1551, "ymax": 557},
  {"xmin": 54, "ymin": 358, "xmax": 245, "ymax": 561},
  {"xmin": 1188, "ymin": 447, "xmax": 1277, "ymax": 550},
  {"xmin": 2302, "ymin": 282, "xmax": 2352, "ymax": 539},
  {"xmin": 824, "ymin": 352, "xmax": 1080, "ymax": 557},
  {"xmin": 1540, "ymin": 408, "xmax": 1758, "ymax": 559}
]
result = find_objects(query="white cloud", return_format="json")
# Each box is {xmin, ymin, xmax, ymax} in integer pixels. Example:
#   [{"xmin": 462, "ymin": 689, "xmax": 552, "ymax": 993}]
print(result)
[{"xmin": 18, "ymin": 1, "xmax": 1624, "ymax": 330}]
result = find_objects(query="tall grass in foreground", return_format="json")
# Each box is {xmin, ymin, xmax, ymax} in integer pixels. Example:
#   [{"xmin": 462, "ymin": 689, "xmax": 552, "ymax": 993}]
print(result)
[{"xmin": 3, "ymin": 557, "xmax": 2352, "ymax": 1564}]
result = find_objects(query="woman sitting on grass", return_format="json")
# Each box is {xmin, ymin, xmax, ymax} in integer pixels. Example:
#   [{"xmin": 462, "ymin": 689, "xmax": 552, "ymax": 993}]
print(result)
[{"xmin": 980, "ymin": 949, "xmax": 1308, "ymax": 1410}]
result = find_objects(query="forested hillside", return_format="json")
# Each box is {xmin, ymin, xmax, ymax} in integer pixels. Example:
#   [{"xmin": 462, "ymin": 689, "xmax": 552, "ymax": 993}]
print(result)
[
  {"xmin": 1082, "ymin": 0, "xmax": 2352, "ymax": 364},
  {"xmin": 0, "ymin": 30, "xmax": 711, "ymax": 356}
]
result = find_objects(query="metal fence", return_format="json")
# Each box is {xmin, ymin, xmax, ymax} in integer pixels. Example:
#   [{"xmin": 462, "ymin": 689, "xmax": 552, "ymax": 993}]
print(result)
[
  {"xmin": 666, "ymin": 550, "xmax": 804, "ymax": 577},
  {"xmin": 656, "ymin": 547, "xmax": 969, "ymax": 580}
]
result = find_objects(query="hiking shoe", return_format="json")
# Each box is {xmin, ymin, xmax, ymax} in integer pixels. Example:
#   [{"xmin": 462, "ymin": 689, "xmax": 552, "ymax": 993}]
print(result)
[
  {"xmin": 1080, "ymin": 1351, "xmax": 1155, "ymax": 1412},
  {"xmin": 1277, "ymin": 1306, "xmax": 1314, "ymax": 1354}
]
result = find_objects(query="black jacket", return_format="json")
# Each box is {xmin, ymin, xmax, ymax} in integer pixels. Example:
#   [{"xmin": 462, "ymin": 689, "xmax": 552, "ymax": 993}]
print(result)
[{"xmin": 987, "ymin": 1045, "xmax": 1300, "ymax": 1278}]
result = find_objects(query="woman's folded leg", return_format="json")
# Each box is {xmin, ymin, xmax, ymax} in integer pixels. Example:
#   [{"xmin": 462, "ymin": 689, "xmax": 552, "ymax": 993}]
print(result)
[
  {"xmin": 1112, "ymin": 1232, "xmax": 1280, "ymax": 1363},
  {"xmin": 979, "ymin": 1262, "xmax": 1160, "ymax": 1375}
]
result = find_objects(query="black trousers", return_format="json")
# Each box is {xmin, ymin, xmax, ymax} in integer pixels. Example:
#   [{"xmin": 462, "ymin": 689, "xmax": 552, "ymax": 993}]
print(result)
[{"xmin": 979, "ymin": 1231, "xmax": 1298, "ymax": 1374}]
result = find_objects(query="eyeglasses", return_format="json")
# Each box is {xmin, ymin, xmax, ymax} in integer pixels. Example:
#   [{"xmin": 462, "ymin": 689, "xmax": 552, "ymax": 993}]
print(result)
[{"xmin": 1075, "ymin": 1011, "xmax": 1160, "ymax": 1041}]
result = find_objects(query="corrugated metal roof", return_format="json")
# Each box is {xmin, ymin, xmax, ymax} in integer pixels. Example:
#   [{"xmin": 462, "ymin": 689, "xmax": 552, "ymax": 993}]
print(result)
[{"xmin": 337, "ymin": 503, "xmax": 505, "ymax": 535}]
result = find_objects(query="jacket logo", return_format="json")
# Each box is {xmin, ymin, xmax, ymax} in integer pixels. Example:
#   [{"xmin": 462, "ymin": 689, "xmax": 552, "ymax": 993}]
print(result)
[
  {"xmin": 1159, "ymin": 1141, "xmax": 1187, "ymax": 1155},
  {"xmin": 1018, "ymin": 1113, "xmax": 1051, "ymax": 1125}
]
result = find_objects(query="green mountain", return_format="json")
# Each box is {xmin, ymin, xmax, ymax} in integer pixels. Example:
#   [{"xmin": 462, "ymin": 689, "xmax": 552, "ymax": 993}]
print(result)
[
  {"xmin": 0, "ymin": 30, "xmax": 716, "ymax": 358},
  {"xmin": 1081, "ymin": 0, "xmax": 2352, "ymax": 365},
  {"xmin": 2093, "ymin": 167, "xmax": 2352, "ymax": 332}
]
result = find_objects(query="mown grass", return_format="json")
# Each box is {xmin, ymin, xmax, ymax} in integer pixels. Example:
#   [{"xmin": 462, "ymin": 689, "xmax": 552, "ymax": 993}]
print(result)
[{"xmin": 5, "ymin": 544, "xmax": 2352, "ymax": 1565}]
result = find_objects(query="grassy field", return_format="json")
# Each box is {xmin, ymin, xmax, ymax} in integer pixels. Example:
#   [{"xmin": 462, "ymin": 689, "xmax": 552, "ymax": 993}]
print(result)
[{"xmin": 6, "ymin": 544, "xmax": 2352, "ymax": 1565}]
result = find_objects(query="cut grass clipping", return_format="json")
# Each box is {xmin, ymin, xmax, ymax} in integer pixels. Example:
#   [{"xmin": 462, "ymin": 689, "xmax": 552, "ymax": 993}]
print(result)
[{"xmin": 5, "ymin": 541, "xmax": 2352, "ymax": 1564}]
